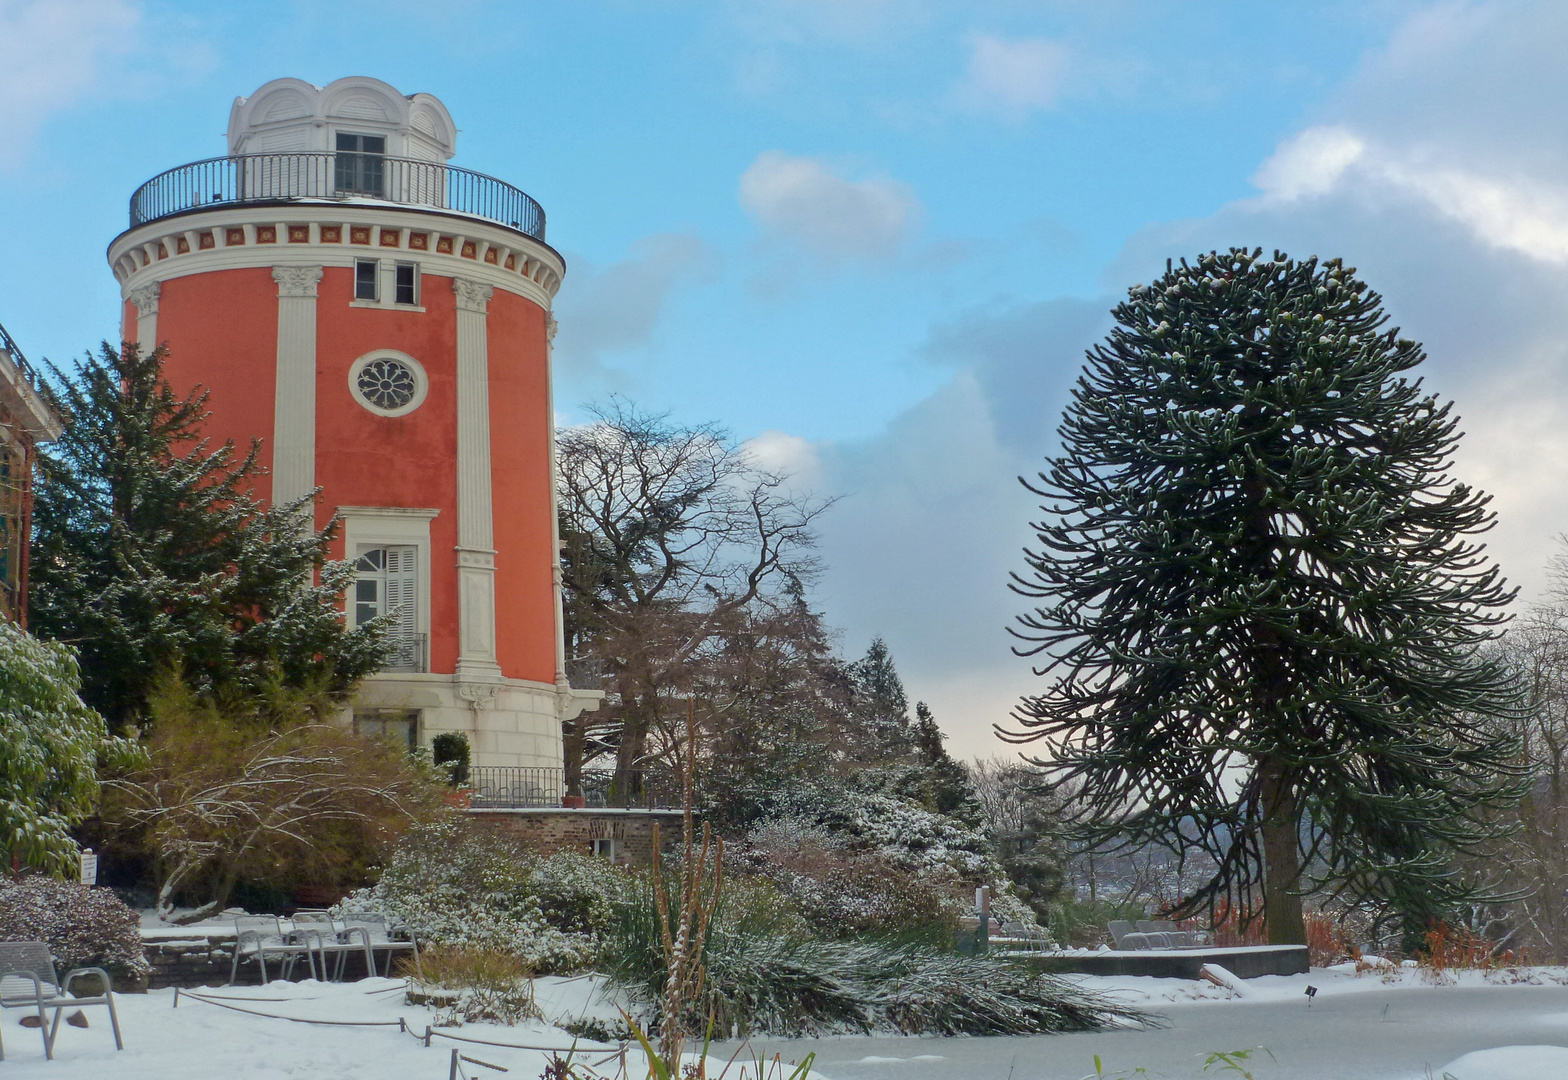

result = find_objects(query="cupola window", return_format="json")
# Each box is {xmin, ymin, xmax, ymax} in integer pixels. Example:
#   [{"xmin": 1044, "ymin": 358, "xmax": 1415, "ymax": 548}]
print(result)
[{"xmin": 335, "ymin": 132, "xmax": 386, "ymax": 196}]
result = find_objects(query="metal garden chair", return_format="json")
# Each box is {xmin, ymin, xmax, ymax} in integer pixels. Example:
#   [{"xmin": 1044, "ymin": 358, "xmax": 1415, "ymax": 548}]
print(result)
[
  {"xmin": 0, "ymin": 941, "xmax": 124, "ymax": 1060},
  {"xmin": 292, "ymin": 910, "xmax": 375, "ymax": 981},
  {"xmin": 229, "ymin": 915, "xmax": 316, "ymax": 985},
  {"xmin": 338, "ymin": 913, "xmax": 419, "ymax": 977}
]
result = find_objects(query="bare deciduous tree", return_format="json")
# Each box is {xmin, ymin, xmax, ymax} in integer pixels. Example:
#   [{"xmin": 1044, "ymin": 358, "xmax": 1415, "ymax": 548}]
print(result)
[
  {"xmin": 105, "ymin": 682, "xmax": 442, "ymax": 922},
  {"xmin": 558, "ymin": 400, "xmax": 831, "ymax": 796}
]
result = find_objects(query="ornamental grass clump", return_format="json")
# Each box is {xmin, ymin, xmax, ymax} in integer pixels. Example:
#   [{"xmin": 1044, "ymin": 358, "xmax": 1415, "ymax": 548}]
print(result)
[
  {"xmin": 403, "ymin": 946, "xmax": 540, "ymax": 1026},
  {"xmin": 604, "ymin": 873, "xmax": 1150, "ymax": 1038}
]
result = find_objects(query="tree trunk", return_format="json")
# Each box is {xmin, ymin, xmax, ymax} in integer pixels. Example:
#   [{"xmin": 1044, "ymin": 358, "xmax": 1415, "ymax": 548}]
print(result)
[
  {"xmin": 562, "ymin": 717, "xmax": 584, "ymax": 797},
  {"xmin": 615, "ymin": 691, "xmax": 652, "ymax": 803},
  {"xmin": 1257, "ymin": 756, "xmax": 1307, "ymax": 946}
]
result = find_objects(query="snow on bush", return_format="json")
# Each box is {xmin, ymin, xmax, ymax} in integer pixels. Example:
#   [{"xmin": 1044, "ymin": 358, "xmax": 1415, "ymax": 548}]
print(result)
[
  {"xmin": 0, "ymin": 877, "xmax": 149, "ymax": 980},
  {"xmin": 339, "ymin": 818, "xmax": 631, "ymax": 973},
  {"xmin": 733, "ymin": 789, "xmax": 1043, "ymax": 937}
]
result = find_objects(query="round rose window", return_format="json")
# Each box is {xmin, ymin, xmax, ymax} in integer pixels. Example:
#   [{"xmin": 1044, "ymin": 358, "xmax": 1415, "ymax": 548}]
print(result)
[{"xmin": 356, "ymin": 357, "xmax": 418, "ymax": 411}]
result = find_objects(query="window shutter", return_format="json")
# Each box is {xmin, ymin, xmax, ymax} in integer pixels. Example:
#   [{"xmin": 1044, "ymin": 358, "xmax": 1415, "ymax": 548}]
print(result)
[{"xmin": 384, "ymin": 545, "xmax": 420, "ymax": 668}]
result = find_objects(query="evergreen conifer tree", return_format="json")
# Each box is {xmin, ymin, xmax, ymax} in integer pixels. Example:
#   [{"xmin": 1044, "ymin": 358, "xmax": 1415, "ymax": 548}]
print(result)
[
  {"xmin": 852, "ymin": 636, "xmax": 911, "ymax": 756},
  {"xmin": 31, "ymin": 343, "xmax": 389, "ymax": 728},
  {"xmin": 1004, "ymin": 249, "xmax": 1523, "ymax": 944}
]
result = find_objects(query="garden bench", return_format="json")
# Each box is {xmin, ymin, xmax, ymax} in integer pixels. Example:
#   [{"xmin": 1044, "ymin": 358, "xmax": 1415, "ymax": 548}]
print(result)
[
  {"xmin": 229, "ymin": 915, "xmax": 317, "ymax": 985},
  {"xmin": 338, "ymin": 913, "xmax": 419, "ymax": 978},
  {"xmin": 0, "ymin": 941, "xmax": 124, "ymax": 1060}
]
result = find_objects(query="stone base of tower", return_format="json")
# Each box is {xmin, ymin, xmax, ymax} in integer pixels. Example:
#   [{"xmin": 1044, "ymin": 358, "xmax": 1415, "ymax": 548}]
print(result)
[{"xmin": 347, "ymin": 672, "xmax": 601, "ymax": 768}]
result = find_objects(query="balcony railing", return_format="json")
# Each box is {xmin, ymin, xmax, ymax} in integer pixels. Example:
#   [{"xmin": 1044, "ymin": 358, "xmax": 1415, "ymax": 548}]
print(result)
[
  {"xmin": 382, "ymin": 632, "xmax": 428, "ymax": 674},
  {"xmin": 0, "ymin": 320, "xmax": 39, "ymax": 391},
  {"xmin": 128, "ymin": 153, "xmax": 546, "ymax": 241},
  {"xmin": 467, "ymin": 767, "xmax": 682, "ymax": 810}
]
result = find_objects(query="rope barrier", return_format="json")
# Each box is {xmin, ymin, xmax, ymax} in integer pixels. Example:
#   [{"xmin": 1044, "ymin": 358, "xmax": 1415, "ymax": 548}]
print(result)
[
  {"xmin": 426, "ymin": 1026, "xmax": 625, "ymax": 1055},
  {"xmin": 174, "ymin": 988, "xmax": 409, "ymax": 1028}
]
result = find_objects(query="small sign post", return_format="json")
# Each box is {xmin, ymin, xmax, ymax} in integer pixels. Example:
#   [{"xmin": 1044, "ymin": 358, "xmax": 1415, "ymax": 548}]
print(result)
[{"xmin": 79, "ymin": 848, "xmax": 98, "ymax": 886}]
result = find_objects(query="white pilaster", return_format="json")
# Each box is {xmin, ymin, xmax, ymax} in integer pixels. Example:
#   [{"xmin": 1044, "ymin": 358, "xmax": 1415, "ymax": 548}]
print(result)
[
  {"xmin": 130, "ymin": 283, "xmax": 160, "ymax": 353},
  {"xmin": 271, "ymin": 266, "xmax": 323, "ymax": 509},
  {"xmin": 453, "ymin": 276, "xmax": 502, "ymax": 679},
  {"xmin": 546, "ymin": 314, "xmax": 570, "ymax": 698}
]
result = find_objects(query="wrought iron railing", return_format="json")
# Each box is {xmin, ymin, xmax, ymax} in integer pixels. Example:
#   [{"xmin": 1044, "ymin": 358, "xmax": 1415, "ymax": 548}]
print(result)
[
  {"xmin": 565, "ymin": 656, "xmax": 603, "ymax": 691},
  {"xmin": 382, "ymin": 632, "xmax": 428, "ymax": 674},
  {"xmin": 466, "ymin": 766, "xmax": 682, "ymax": 810},
  {"xmin": 0, "ymin": 320, "xmax": 40, "ymax": 390},
  {"xmin": 128, "ymin": 153, "xmax": 546, "ymax": 240}
]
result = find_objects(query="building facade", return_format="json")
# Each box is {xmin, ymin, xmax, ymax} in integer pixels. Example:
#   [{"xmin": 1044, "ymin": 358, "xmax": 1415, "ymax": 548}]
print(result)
[
  {"xmin": 0, "ymin": 321, "xmax": 63, "ymax": 626},
  {"xmin": 108, "ymin": 77, "xmax": 598, "ymax": 771}
]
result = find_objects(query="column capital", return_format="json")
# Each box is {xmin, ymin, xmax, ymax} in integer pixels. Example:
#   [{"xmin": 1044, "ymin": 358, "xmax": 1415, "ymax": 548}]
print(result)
[
  {"xmin": 545, "ymin": 314, "xmax": 558, "ymax": 342},
  {"xmin": 272, "ymin": 265, "xmax": 323, "ymax": 298},
  {"xmin": 129, "ymin": 282, "xmax": 160, "ymax": 318},
  {"xmin": 453, "ymin": 277, "xmax": 494, "ymax": 314}
]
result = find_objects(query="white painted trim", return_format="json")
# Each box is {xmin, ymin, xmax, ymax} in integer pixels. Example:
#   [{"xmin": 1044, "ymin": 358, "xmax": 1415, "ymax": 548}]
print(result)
[
  {"xmin": 336, "ymin": 506, "xmax": 439, "ymax": 646},
  {"xmin": 110, "ymin": 205, "xmax": 563, "ymax": 310},
  {"xmin": 129, "ymin": 282, "xmax": 160, "ymax": 352},
  {"xmin": 347, "ymin": 348, "xmax": 429, "ymax": 417},
  {"xmin": 453, "ymin": 276, "xmax": 501, "ymax": 680},
  {"xmin": 271, "ymin": 266, "xmax": 322, "ymax": 508}
]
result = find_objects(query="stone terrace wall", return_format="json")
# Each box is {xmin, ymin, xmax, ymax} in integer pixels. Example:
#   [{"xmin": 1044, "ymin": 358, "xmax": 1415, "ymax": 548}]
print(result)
[{"xmin": 470, "ymin": 808, "xmax": 686, "ymax": 866}]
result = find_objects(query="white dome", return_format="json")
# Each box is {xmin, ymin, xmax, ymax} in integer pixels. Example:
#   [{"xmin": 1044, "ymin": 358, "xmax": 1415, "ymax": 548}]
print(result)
[{"xmin": 227, "ymin": 76, "xmax": 457, "ymax": 162}]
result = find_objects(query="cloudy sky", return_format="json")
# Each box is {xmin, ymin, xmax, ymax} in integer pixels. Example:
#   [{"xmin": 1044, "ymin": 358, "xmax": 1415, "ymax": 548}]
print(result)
[{"xmin": 3, "ymin": 0, "xmax": 1566, "ymax": 758}]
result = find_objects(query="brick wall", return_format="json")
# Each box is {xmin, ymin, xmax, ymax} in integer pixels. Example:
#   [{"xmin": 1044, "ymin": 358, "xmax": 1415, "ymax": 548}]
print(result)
[{"xmin": 469, "ymin": 808, "xmax": 687, "ymax": 865}]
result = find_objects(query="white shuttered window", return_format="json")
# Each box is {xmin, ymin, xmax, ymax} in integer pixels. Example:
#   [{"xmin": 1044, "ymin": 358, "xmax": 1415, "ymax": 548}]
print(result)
[{"xmin": 354, "ymin": 545, "xmax": 422, "ymax": 671}]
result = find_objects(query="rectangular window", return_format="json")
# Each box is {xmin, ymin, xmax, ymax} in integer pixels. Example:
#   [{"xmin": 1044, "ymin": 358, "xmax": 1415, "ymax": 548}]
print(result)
[
  {"xmin": 353, "ymin": 708, "xmax": 419, "ymax": 751},
  {"xmin": 335, "ymin": 132, "xmax": 386, "ymax": 196},
  {"xmin": 394, "ymin": 262, "xmax": 418, "ymax": 305},
  {"xmin": 591, "ymin": 839, "xmax": 619, "ymax": 862},
  {"xmin": 354, "ymin": 259, "xmax": 379, "ymax": 301},
  {"xmin": 354, "ymin": 544, "xmax": 422, "ymax": 671}
]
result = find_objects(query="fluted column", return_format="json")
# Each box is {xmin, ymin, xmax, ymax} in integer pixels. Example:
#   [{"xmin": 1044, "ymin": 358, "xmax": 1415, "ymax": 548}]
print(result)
[
  {"xmin": 453, "ymin": 276, "xmax": 501, "ymax": 679},
  {"xmin": 130, "ymin": 283, "xmax": 160, "ymax": 353},
  {"xmin": 271, "ymin": 266, "xmax": 323, "ymax": 509}
]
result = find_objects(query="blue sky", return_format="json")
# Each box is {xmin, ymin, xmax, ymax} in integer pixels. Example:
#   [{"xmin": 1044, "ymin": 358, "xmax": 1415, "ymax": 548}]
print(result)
[{"xmin": 5, "ymin": 1, "xmax": 1568, "ymax": 756}]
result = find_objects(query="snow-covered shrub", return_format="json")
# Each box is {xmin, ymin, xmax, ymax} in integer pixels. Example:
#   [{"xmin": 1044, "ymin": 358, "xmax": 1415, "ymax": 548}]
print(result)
[
  {"xmin": 731, "ymin": 820, "xmax": 962, "ymax": 942},
  {"xmin": 340, "ymin": 817, "xmax": 632, "ymax": 973},
  {"xmin": 0, "ymin": 877, "xmax": 149, "ymax": 982}
]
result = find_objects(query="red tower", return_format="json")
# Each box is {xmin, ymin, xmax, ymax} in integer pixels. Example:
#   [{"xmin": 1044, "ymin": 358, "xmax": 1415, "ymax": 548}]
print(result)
[{"xmin": 108, "ymin": 77, "xmax": 599, "ymax": 771}]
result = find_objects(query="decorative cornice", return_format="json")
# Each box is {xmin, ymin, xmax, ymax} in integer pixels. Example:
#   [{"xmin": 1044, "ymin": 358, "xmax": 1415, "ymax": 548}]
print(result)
[
  {"xmin": 109, "ymin": 207, "xmax": 564, "ymax": 307},
  {"xmin": 129, "ymin": 283, "xmax": 160, "ymax": 317},
  {"xmin": 453, "ymin": 277, "xmax": 494, "ymax": 314},
  {"xmin": 273, "ymin": 265, "xmax": 323, "ymax": 298}
]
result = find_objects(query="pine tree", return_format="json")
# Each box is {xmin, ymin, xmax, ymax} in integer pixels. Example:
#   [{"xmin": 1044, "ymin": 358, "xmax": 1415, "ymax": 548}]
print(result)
[
  {"xmin": 1004, "ymin": 249, "xmax": 1524, "ymax": 945},
  {"xmin": 852, "ymin": 637, "xmax": 911, "ymax": 756},
  {"xmin": 30, "ymin": 343, "xmax": 389, "ymax": 728}
]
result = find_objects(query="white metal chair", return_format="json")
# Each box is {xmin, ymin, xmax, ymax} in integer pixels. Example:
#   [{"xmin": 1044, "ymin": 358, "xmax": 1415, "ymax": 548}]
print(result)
[
  {"xmin": 338, "ymin": 913, "xmax": 419, "ymax": 977},
  {"xmin": 0, "ymin": 941, "xmax": 123, "ymax": 1060},
  {"xmin": 292, "ymin": 910, "xmax": 375, "ymax": 981},
  {"xmin": 229, "ymin": 915, "xmax": 316, "ymax": 985}
]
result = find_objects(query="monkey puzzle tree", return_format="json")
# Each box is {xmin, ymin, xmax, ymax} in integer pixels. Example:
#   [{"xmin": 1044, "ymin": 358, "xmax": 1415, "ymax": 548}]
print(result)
[{"xmin": 1003, "ymin": 248, "xmax": 1524, "ymax": 945}]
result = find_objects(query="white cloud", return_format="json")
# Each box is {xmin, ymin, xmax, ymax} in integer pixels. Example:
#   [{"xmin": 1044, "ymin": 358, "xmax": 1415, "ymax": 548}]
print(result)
[
  {"xmin": 953, "ymin": 34, "xmax": 1071, "ymax": 121},
  {"xmin": 552, "ymin": 233, "xmax": 715, "ymax": 376},
  {"xmin": 1253, "ymin": 125, "xmax": 1568, "ymax": 266},
  {"xmin": 1252, "ymin": 125, "xmax": 1367, "ymax": 202},
  {"xmin": 0, "ymin": 0, "xmax": 140, "ymax": 167},
  {"xmin": 739, "ymin": 151, "xmax": 918, "ymax": 261},
  {"xmin": 744, "ymin": 430, "xmax": 824, "ymax": 490}
]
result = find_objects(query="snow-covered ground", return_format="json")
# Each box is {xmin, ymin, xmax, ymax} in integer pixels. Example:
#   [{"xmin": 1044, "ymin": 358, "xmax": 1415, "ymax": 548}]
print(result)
[
  {"xmin": 731, "ymin": 965, "xmax": 1568, "ymax": 1080},
  {"xmin": 10, "ymin": 965, "xmax": 1568, "ymax": 1079}
]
